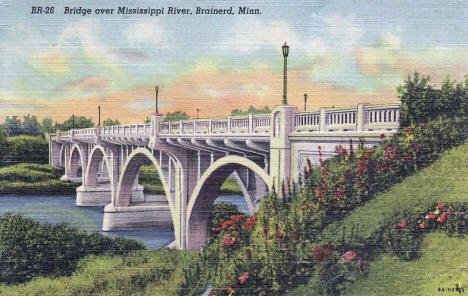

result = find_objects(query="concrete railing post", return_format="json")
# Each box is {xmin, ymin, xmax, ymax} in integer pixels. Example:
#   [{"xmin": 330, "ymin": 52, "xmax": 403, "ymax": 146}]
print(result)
[
  {"xmin": 208, "ymin": 119, "xmax": 212, "ymax": 134},
  {"xmin": 227, "ymin": 116, "xmax": 232, "ymax": 134},
  {"xmin": 248, "ymin": 114, "xmax": 253, "ymax": 134},
  {"xmin": 357, "ymin": 104, "xmax": 367, "ymax": 132},
  {"xmin": 319, "ymin": 108, "xmax": 327, "ymax": 132},
  {"xmin": 269, "ymin": 105, "xmax": 296, "ymax": 192}
]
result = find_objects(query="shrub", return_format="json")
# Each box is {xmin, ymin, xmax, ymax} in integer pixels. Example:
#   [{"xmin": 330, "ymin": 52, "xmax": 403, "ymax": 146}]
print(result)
[
  {"xmin": 2, "ymin": 136, "xmax": 48, "ymax": 166},
  {"xmin": 0, "ymin": 214, "xmax": 144, "ymax": 285}
]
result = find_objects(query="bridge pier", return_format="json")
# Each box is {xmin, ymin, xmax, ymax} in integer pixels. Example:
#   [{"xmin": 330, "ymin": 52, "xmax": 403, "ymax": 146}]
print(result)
[
  {"xmin": 102, "ymin": 203, "xmax": 172, "ymax": 231},
  {"xmin": 76, "ymin": 184, "xmax": 144, "ymax": 207}
]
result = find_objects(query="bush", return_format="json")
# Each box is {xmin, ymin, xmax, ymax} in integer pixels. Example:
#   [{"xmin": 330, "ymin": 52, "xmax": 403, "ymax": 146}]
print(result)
[
  {"xmin": 2, "ymin": 136, "xmax": 48, "ymax": 166},
  {"xmin": 0, "ymin": 214, "xmax": 145, "ymax": 284}
]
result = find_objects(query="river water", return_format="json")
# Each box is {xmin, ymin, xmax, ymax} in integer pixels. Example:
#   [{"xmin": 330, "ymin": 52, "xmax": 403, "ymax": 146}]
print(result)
[{"xmin": 0, "ymin": 194, "xmax": 249, "ymax": 249}]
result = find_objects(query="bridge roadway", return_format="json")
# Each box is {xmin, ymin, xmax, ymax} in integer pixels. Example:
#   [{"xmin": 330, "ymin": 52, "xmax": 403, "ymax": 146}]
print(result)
[{"xmin": 49, "ymin": 103, "xmax": 400, "ymax": 250}]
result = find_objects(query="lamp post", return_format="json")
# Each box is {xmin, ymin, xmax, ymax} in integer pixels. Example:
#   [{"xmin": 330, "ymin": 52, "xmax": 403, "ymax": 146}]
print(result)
[
  {"xmin": 98, "ymin": 106, "xmax": 101, "ymax": 127},
  {"xmin": 72, "ymin": 114, "xmax": 75, "ymax": 129},
  {"xmin": 304, "ymin": 93, "xmax": 308, "ymax": 111},
  {"xmin": 197, "ymin": 108, "xmax": 200, "ymax": 120},
  {"xmin": 155, "ymin": 85, "xmax": 159, "ymax": 114},
  {"xmin": 282, "ymin": 42, "xmax": 289, "ymax": 105}
]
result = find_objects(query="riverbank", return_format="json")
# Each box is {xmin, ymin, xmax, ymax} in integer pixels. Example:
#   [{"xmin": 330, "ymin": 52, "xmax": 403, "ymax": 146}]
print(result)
[{"xmin": 0, "ymin": 163, "xmax": 77, "ymax": 194}]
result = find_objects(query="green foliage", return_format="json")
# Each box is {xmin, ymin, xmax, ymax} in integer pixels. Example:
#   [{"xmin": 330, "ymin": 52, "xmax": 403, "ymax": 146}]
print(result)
[
  {"xmin": 209, "ymin": 202, "xmax": 241, "ymax": 235},
  {"xmin": 139, "ymin": 165, "xmax": 164, "ymax": 194},
  {"xmin": 0, "ymin": 250, "xmax": 205, "ymax": 295},
  {"xmin": 58, "ymin": 115, "xmax": 94, "ymax": 131},
  {"xmin": 163, "ymin": 111, "xmax": 190, "ymax": 122},
  {"xmin": 0, "ymin": 214, "xmax": 144, "ymax": 285},
  {"xmin": 398, "ymin": 73, "xmax": 468, "ymax": 127},
  {"xmin": 220, "ymin": 176, "xmax": 242, "ymax": 194},
  {"xmin": 231, "ymin": 105, "xmax": 271, "ymax": 116},
  {"xmin": 0, "ymin": 164, "xmax": 77, "ymax": 194},
  {"xmin": 2, "ymin": 115, "xmax": 54, "ymax": 136},
  {"xmin": 102, "ymin": 118, "xmax": 121, "ymax": 127},
  {"xmin": 2, "ymin": 136, "xmax": 48, "ymax": 166}
]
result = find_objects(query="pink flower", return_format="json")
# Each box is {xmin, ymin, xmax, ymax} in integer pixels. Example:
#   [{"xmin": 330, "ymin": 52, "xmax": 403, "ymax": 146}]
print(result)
[
  {"xmin": 437, "ymin": 203, "xmax": 444, "ymax": 209},
  {"xmin": 214, "ymin": 227, "xmax": 221, "ymax": 232},
  {"xmin": 398, "ymin": 221, "xmax": 407, "ymax": 228},
  {"xmin": 239, "ymin": 272, "xmax": 249, "ymax": 284},
  {"xmin": 380, "ymin": 133, "xmax": 385, "ymax": 139},
  {"xmin": 341, "ymin": 251, "xmax": 357, "ymax": 262},
  {"xmin": 426, "ymin": 214, "xmax": 437, "ymax": 219},
  {"xmin": 419, "ymin": 222, "xmax": 428, "ymax": 229}
]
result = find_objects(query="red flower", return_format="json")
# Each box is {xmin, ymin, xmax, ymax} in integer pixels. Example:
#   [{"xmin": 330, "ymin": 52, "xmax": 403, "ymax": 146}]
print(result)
[
  {"xmin": 214, "ymin": 227, "xmax": 222, "ymax": 232},
  {"xmin": 380, "ymin": 133, "xmax": 385, "ymax": 139},
  {"xmin": 269, "ymin": 235, "xmax": 273, "ymax": 240},
  {"xmin": 305, "ymin": 202, "xmax": 311, "ymax": 208},
  {"xmin": 426, "ymin": 214, "xmax": 437, "ymax": 219},
  {"xmin": 437, "ymin": 215, "xmax": 446, "ymax": 223},
  {"xmin": 341, "ymin": 251, "xmax": 357, "ymax": 262},
  {"xmin": 437, "ymin": 203, "xmax": 444, "ymax": 209},
  {"xmin": 405, "ymin": 127, "xmax": 412, "ymax": 136},
  {"xmin": 225, "ymin": 287, "xmax": 233, "ymax": 292},
  {"xmin": 239, "ymin": 272, "xmax": 249, "ymax": 284},
  {"xmin": 446, "ymin": 210, "xmax": 451, "ymax": 215},
  {"xmin": 419, "ymin": 124, "xmax": 424, "ymax": 129},
  {"xmin": 263, "ymin": 227, "xmax": 268, "ymax": 234},
  {"xmin": 322, "ymin": 169, "xmax": 328, "ymax": 177},
  {"xmin": 226, "ymin": 274, "xmax": 231, "ymax": 279},
  {"xmin": 276, "ymin": 230, "xmax": 282, "ymax": 237},
  {"xmin": 281, "ymin": 242, "xmax": 287, "ymax": 248},
  {"xmin": 245, "ymin": 248, "xmax": 250, "ymax": 254},
  {"xmin": 300, "ymin": 207, "xmax": 304, "ymax": 211},
  {"xmin": 419, "ymin": 222, "xmax": 428, "ymax": 228},
  {"xmin": 209, "ymin": 290, "xmax": 215, "ymax": 296},
  {"xmin": 398, "ymin": 221, "xmax": 407, "ymax": 228},
  {"xmin": 311, "ymin": 246, "xmax": 333, "ymax": 262}
]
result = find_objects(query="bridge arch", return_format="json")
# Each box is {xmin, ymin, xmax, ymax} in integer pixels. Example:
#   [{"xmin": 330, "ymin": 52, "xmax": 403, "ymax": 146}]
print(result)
[
  {"xmin": 185, "ymin": 155, "xmax": 272, "ymax": 250},
  {"xmin": 68, "ymin": 144, "xmax": 84, "ymax": 182},
  {"xmin": 85, "ymin": 145, "xmax": 112, "ymax": 188}
]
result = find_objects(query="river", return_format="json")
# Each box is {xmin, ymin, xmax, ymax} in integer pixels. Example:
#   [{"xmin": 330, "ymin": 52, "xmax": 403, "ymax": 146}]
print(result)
[{"xmin": 0, "ymin": 194, "xmax": 250, "ymax": 249}]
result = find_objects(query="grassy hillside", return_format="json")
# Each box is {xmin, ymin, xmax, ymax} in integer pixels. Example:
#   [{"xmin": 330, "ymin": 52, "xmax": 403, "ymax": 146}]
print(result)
[
  {"xmin": 0, "ymin": 163, "xmax": 77, "ymax": 194},
  {"xmin": 345, "ymin": 232, "xmax": 468, "ymax": 295},
  {"xmin": 0, "ymin": 250, "xmax": 205, "ymax": 296},
  {"xmin": 320, "ymin": 142, "xmax": 468, "ymax": 242},
  {"xmin": 287, "ymin": 142, "xmax": 468, "ymax": 296}
]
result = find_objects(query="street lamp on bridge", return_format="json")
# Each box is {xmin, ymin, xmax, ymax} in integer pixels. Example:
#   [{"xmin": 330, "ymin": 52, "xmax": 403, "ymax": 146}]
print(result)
[
  {"xmin": 282, "ymin": 42, "xmax": 289, "ymax": 105},
  {"xmin": 155, "ymin": 85, "xmax": 159, "ymax": 115},
  {"xmin": 97, "ymin": 106, "xmax": 101, "ymax": 127},
  {"xmin": 304, "ymin": 93, "xmax": 308, "ymax": 111}
]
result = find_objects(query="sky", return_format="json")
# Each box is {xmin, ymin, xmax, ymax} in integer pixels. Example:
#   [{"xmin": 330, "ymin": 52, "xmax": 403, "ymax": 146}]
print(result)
[{"xmin": 1, "ymin": 0, "xmax": 467, "ymax": 124}]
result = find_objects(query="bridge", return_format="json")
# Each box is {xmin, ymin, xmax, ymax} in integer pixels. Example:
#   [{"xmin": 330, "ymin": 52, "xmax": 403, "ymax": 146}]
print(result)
[{"xmin": 49, "ymin": 103, "xmax": 401, "ymax": 250}]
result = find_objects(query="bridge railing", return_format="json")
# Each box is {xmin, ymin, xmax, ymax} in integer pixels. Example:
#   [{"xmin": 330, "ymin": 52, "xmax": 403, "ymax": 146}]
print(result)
[
  {"xmin": 101, "ymin": 124, "xmax": 151, "ymax": 137},
  {"xmin": 158, "ymin": 114, "xmax": 271, "ymax": 136},
  {"xmin": 294, "ymin": 103, "xmax": 401, "ymax": 133}
]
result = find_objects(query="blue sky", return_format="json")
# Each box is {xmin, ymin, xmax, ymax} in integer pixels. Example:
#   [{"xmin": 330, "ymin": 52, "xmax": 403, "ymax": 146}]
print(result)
[{"xmin": 1, "ymin": 0, "xmax": 467, "ymax": 123}]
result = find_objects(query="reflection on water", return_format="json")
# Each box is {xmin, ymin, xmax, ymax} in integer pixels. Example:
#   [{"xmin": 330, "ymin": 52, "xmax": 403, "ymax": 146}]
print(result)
[{"xmin": 0, "ymin": 194, "xmax": 249, "ymax": 249}]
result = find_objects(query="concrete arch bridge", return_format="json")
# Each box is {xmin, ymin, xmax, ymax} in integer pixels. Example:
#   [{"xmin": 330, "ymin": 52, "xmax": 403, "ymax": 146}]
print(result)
[{"xmin": 49, "ymin": 103, "xmax": 400, "ymax": 250}]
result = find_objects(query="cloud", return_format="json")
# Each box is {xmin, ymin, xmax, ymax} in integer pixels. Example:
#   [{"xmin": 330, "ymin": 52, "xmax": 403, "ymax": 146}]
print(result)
[
  {"xmin": 321, "ymin": 14, "xmax": 364, "ymax": 50},
  {"xmin": 123, "ymin": 22, "xmax": 167, "ymax": 47},
  {"xmin": 29, "ymin": 50, "xmax": 70, "ymax": 76},
  {"xmin": 55, "ymin": 76, "xmax": 111, "ymax": 92}
]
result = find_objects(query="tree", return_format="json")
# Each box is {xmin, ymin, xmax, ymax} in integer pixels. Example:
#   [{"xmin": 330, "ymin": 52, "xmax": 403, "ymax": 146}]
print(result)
[
  {"xmin": 102, "ymin": 118, "xmax": 121, "ymax": 127},
  {"xmin": 21, "ymin": 114, "xmax": 41, "ymax": 136},
  {"xmin": 231, "ymin": 105, "xmax": 271, "ymax": 116},
  {"xmin": 398, "ymin": 72, "xmax": 468, "ymax": 126},
  {"xmin": 163, "ymin": 111, "xmax": 190, "ymax": 122},
  {"xmin": 3, "ymin": 116, "xmax": 22, "ymax": 136},
  {"xmin": 58, "ymin": 116, "xmax": 94, "ymax": 131},
  {"xmin": 41, "ymin": 118, "xmax": 54, "ymax": 134},
  {"xmin": 0, "ymin": 127, "xmax": 8, "ymax": 164}
]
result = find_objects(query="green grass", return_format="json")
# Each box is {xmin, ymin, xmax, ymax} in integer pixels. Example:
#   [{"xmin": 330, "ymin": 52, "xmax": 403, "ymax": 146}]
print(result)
[
  {"xmin": 344, "ymin": 232, "xmax": 468, "ymax": 296},
  {"xmin": 0, "ymin": 250, "xmax": 205, "ymax": 296},
  {"xmin": 0, "ymin": 163, "xmax": 77, "ymax": 194},
  {"xmin": 219, "ymin": 176, "xmax": 241, "ymax": 195},
  {"xmin": 287, "ymin": 142, "xmax": 468, "ymax": 296},
  {"xmin": 321, "ymin": 142, "xmax": 468, "ymax": 241}
]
